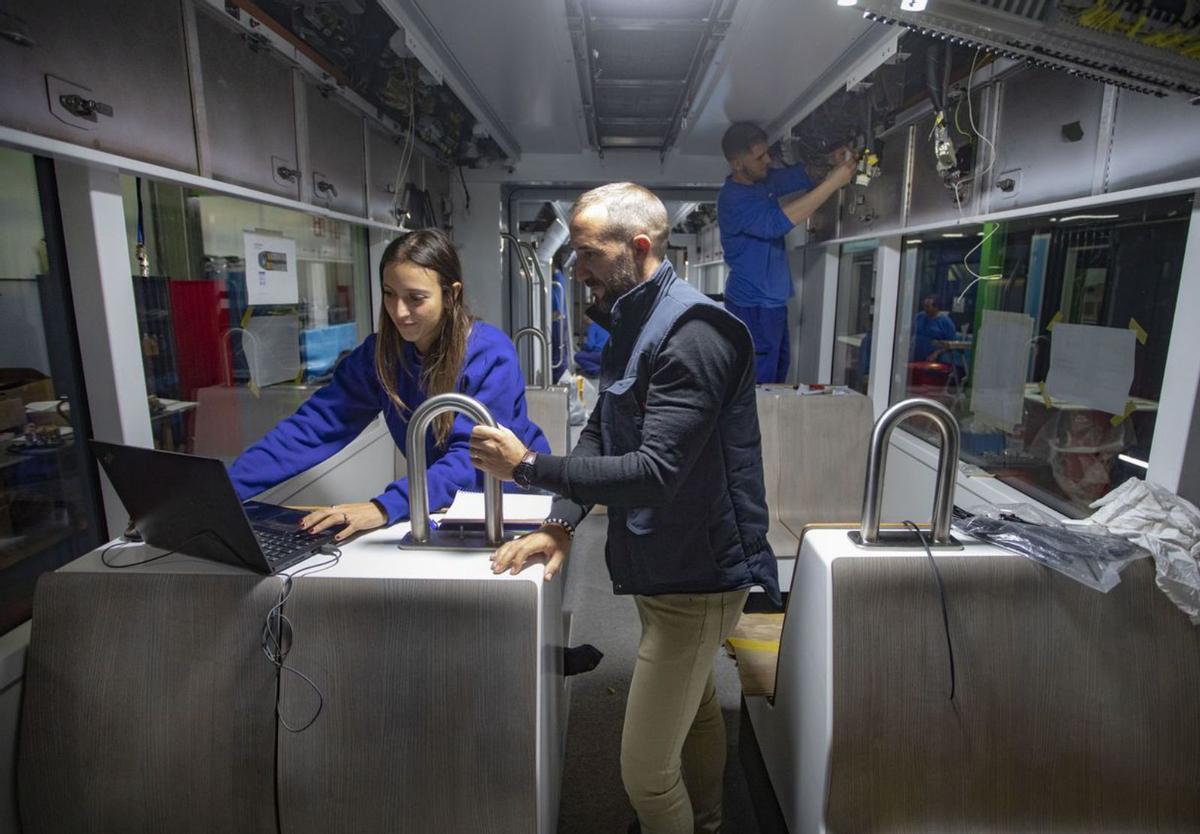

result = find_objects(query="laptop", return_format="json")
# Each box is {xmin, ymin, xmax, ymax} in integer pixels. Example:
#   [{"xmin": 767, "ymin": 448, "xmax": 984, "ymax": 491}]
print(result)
[{"xmin": 92, "ymin": 441, "xmax": 341, "ymax": 574}]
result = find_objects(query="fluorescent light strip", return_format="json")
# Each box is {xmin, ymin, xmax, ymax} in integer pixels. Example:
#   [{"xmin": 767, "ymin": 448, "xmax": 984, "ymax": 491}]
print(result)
[{"xmin": 1118, "ymin": 453, "xmax": 1149, "ymax": 469}]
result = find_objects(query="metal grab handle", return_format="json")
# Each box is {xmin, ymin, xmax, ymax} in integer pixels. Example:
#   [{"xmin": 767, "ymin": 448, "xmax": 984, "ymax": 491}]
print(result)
[
  {"xmin": 406, "ymin": 393, "xmax": 504, "ymax": 545},
  {"xmin": 519, "ymin": 241, "xmax": 553, "ymax": 356},
  {"xmin": 500, "ymin": 233, "xmax": 539, "ymax": 330},
  {"xmin": 859, "ymin": 398, "xmax": 960, "ymax": 545},
  {"xmin": 513, "ymin": 327, "xmax": 552, "ymax": 390}
]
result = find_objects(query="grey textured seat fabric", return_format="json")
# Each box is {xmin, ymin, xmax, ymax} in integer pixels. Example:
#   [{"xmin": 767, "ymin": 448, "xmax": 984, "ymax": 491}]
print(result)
[
  {"xmin": 19, "ymin": 572, "xmax": 281, "ymax": 834},
  {"xmin": 277, "ymin": 578, "xmax": 539, "ymax": 834},
  {"xmin": 526, "ymin": 386, "xmax": 571, "ymax": 455},
  {"xmin": 755, "ymin": 388, "xmax": 873, "ymax": 592}
]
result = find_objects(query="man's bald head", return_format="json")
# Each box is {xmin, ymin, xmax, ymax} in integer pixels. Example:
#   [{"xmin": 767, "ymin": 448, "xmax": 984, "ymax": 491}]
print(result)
[{"xmin": 570, "ymin": 182, "xmax": 669, "ymax": 258}]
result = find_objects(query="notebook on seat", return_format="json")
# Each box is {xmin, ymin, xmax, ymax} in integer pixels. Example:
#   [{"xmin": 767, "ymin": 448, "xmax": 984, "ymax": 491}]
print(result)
[{"xmin": 92, "ymin": 440, "xmax": 340, "ymax": 574}]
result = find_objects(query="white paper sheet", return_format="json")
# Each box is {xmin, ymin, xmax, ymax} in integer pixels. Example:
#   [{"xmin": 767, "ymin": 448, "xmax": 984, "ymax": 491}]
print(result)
[
  {"xmin": 439, "ymin": 491, "xmax": 553, "ymax": 526},
  {"xmin": 243, "ymin": 232, "xmax": 298, "ymax": 305},
  {"xmin": 970, "ymin": 310, "xmax": 1033, "ymax": 431},
  {"xmin": 244, "ymin": 314, "xmax": 301, "ymax": 388},
  {"xmin": 1044, "ymin": 323, "xmax": 1135, "ymax": 415}
]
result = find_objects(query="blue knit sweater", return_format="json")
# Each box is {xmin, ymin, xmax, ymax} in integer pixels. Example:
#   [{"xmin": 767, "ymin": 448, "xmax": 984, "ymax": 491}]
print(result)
[{"xmin": 228, "ymin": 321, "xmax": 550, "ymax": 523}]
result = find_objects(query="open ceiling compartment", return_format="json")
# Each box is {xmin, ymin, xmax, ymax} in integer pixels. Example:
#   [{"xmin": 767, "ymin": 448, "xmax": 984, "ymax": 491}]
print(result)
[{"xmin": 566, "ymin": 0, "xmax": 737, "ymax": 153}]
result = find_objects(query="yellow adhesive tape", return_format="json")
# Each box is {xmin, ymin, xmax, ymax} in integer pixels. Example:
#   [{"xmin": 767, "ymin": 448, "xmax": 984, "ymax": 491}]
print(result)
[
  {"xmin": 727, "ymin": 638, "xmax": 780, "ymax": 653},
  {"xmin": 249, "ymin": 381, "xmax": 261, "ymax": 399},
  {"xmin": 1047, "ymin": 311, "xmax": 1063, "ymax": 331},
  {"xmin": 240, "ymin": 307, "xmax": 253, "ymax": 329},
  {"xmin": 1039, "ymin": 381, "xmax": 1052, "ymax": 407},
  {"xmin": 1128, "ymin": 317, "xmax": 1148, "ymax": 345},
  {"xmin": 1111, "ymin": 400, "xmax": 1136, "ymax": 426}
]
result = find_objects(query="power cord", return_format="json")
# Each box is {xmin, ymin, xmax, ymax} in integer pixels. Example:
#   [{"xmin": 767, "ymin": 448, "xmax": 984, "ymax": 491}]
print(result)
[
  {"xmin": 261, "ymin": 546, "xmax": 342, "ymax": 734},
  {"xmin": 100, "ymin": 528, "xmax": 250, "ymax": 569},
  {"xmin": 904, "ymin": 520, "xmax": 957, "ymax": 702}
]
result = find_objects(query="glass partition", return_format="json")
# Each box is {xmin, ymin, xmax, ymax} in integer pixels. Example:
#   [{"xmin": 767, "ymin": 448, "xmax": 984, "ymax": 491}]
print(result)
[
  {"xmin": 831, "ymin": 243, "xmax": 877, "ymax": 394},
  {"xmin": 890, "ymin": 195, "xmax": 1192, "ymax": 517},
  {"xmin": 0, "ymin": 149, "xmax": 105, "ymax": 634},
  {"xmin": 121, "ymin": 177, "xmax": 376, "ymax": 461}
]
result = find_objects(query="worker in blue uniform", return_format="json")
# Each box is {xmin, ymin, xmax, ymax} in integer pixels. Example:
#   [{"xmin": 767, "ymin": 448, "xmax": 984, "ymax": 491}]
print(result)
[
  {"xmin": 911, "ymin": 294, "xmax": 959, "ymax": 361},
  {"xmin": 718, "ymin": 122, "xmax": 857, "ymax": 383},
  {"xmin": 228, "ymin": 229, "xmax": 550, "ymax": 541},
  {"xmin": 573, "ymin": 317, "xmax": 609, "ymax": 377}
]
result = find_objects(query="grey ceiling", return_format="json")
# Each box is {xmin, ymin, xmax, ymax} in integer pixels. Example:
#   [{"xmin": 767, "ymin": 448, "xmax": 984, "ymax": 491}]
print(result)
[{"xmin": 566, "ymin": 0, "xmax": 738, "ymax": 152}]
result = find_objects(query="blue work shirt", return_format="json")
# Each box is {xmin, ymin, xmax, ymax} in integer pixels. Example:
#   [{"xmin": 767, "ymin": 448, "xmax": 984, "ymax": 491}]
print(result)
[
  {"xmin": 228, "ymin": 321, "xmax": 550, "ymax": 524},
  {"xmin": 718, "ymin": 164, "xmax": 813, "ymax": 307},
  {"xmin": 911, "ymin": 312, "xmax": 958, "ymax": 361}
]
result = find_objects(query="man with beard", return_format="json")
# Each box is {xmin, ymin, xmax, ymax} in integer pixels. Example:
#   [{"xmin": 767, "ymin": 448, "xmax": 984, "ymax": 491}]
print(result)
[
  {"xmin": 468, "ymin": 182, "xmax": 780, "ymax": 834},
  {"xmin": 718, "ymin": 122, "xmax": 856, "ymax": 383}
]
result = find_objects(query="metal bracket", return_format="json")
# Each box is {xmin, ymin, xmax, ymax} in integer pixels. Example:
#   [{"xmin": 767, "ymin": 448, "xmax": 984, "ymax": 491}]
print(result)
[
  {"xmin": 397, "ymin": 527, "xmax": 519, "ymax": 552},
  {"xmin": 847, "ymin": 529, "xmax": 963, "ymax": 550},
  {"xmin": 313, "ymin": 173, "xmax": 338, "ymax": 200},
  {"xmin": 272, "ymin": 156, "xmax": 300, "ymax": 188}
]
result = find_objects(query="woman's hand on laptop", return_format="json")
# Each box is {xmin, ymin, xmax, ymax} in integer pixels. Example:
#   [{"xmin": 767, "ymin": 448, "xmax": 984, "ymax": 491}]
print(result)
[{"xmin": 300, "ymin": 502, "xmax": 386, "ymax": 542}]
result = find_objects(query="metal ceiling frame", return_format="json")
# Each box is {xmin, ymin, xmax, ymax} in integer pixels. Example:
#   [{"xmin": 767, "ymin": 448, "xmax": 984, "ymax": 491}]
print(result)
[{"xmin": 566, "ymin": 0, "xmax": 737, "ymax": 155}]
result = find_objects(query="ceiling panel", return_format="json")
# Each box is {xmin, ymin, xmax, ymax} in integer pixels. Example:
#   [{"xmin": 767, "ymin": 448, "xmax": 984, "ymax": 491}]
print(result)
[
  {"xmin": 590, "ymin": 0, "xmax": 715, "ymax": 18},
  {"xmin": 590, "ymin": 29, "xmax": 703, "ymax": 81},
  {"xmin": 412, "ymin": 0, "xmax": 586, "ymax": 154},
  {"xmin": 676, "ymin": 0, "xmax": 873, "ymax": 155}
]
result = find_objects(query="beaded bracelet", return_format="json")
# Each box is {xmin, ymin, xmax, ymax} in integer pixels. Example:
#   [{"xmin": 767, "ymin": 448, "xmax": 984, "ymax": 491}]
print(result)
[{"xmin": 542, "ymin": 518, "xmax": 576, "ymax": 540}]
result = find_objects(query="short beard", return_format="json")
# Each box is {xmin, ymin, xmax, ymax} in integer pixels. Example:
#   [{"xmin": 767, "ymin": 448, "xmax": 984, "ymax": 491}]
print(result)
[{"xmin": 594, "ymin": 249, "xmax": 640, "ymax": 313}]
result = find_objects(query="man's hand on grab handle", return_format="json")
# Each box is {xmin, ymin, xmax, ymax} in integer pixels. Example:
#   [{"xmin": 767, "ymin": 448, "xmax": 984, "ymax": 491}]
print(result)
[
  {"xmin": 490, "ymin": 524, "xmax": 572, "ymax": 580},
  {"xmin": 300, "ymin": 502, "xmax": 386, "ymax": 542},
  {"xmin": 470, "ymin": 425, "xmax": 527, "ymax": 482}
]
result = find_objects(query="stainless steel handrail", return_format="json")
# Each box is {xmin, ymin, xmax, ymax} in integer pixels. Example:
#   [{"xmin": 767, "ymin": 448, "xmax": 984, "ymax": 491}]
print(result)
[
  {"xmin": 500, "ymin": 233, "xmax": 539, "ymax": 333},
  {"xmin": 513, "ymin": 327, "xmax": 552, "ymax": 390},
  {"xmin": 859, "ymin": 398, "xmax": 960, "ymax": 545},
  {"xmin": 405, "ymin": 393, "xmax": 504, "ymax": 545},
  {"xmin": 519, "ymin": 240, "xmax": 554, "ymax": 365}
]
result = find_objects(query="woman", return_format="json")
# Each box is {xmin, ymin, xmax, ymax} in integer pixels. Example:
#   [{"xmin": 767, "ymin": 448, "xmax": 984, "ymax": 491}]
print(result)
[{"xmin": 228, "ymin": 229, "xmax": 550, "ymax": 541}]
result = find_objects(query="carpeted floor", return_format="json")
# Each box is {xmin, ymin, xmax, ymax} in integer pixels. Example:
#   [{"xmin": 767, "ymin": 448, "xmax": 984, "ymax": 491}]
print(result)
[{"xmin": 555, "ymin": 513, "xmax": 763, "ymax": 834}]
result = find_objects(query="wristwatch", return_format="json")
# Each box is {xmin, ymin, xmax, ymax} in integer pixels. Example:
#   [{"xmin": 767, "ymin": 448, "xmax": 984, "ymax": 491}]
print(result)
[{"xmin": 512, "ymin": 449, "xmax": 538, "ymax": 489}]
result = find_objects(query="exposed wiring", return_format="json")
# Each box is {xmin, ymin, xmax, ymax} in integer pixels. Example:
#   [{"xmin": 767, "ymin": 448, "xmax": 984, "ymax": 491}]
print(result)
[
  {"xmin": 954, "ymin": 222, "xmax": 1006, "ymax": 306},
  {"xmin": 904, "ymin": 521, "xmax": 956, "ymax": 702},
  {"xmin": 390, "ymin": 63, "xmax": 417, "ymax": 224},
  {"xmin": 966, "ymin": 49, "xmax": 997, "ymax": 180},
  {"xmin": 458, "ymin": 165, "xmax": 471, "ymax": 216}
]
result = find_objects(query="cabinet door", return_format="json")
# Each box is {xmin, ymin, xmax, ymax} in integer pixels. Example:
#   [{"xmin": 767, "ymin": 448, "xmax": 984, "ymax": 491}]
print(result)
[
  {"xmin": 366, "ymin": 125, "xmax": 409, "ymax": 225},
  {"xmin": 0, "ymin": 0, "xmax": 197, "ymax": 172},
  {"xmin": 197, "ymin": 10, "xmax": 298, "ymax": 199},
  {"xmin": 306, "ymin": 84, "xmax": 366, "ymax": 217}
]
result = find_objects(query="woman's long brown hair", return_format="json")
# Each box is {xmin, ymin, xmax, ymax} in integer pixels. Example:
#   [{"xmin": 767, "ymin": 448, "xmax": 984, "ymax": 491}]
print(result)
[{"xmin": 374, "ymin": 229, "xmax": 475, "ymax": 447}]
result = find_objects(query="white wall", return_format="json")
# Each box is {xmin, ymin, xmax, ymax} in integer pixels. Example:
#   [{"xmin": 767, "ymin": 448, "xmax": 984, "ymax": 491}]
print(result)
[{"xmin": 452, "ymin": 180, "xmax": 505, "ymax": 328}]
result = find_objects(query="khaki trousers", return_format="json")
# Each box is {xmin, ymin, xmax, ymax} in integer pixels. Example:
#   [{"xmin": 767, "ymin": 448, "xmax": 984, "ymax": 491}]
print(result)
[{"xmin": 620, "ymin": 589, "xmax": 750, "ymax": 834}]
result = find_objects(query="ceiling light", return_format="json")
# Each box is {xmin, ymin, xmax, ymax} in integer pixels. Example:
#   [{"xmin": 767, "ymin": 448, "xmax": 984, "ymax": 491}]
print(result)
[
  {"xmin": 1118, "ymin": 453, "xmax": 1149, "ymax": 469},
  {"xmin": 900, "ymin": 0, "xmax": 929, "ymax": 9},
  {"xmin": 837, "ymin": 0, "xmax": 858, "ymax": 6},
  {"xmin": 1058, "ymin": 213, "xmax": 1119, "ymax": 222},
  {"xmin": 906, "ymin": 239, "xmax": 922, "ymax": 245},
  {"xmin": 942, "ymin": 232, "xmax": 965, "ymax": 238}
]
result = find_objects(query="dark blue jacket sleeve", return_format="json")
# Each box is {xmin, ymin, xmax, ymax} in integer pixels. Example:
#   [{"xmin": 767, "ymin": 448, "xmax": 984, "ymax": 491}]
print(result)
[
  {"xmin": 228, "ymin": 335, "xmax": 383, "ymax": 500},
  {"xmin": 719, "ymin": 188, "xmax": 796, "ymax": 242}
]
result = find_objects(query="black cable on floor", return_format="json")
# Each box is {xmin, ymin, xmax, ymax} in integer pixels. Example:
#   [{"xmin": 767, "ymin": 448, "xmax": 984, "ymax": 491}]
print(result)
[{"xmin": 904, "ymin": 520, "xmax": 956, "ymax": 701}]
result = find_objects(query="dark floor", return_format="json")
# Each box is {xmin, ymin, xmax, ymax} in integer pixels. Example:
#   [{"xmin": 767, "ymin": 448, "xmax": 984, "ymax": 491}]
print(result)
[{"xmin": 555, "ymin": 513, "xmax": 763, "ymax": 834}]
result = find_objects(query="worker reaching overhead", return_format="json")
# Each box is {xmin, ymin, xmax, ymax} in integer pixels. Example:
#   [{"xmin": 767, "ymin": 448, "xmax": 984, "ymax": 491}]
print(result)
[{"xmin": 718, "ymin": 122, "xmax": 856, "ymax": 383}]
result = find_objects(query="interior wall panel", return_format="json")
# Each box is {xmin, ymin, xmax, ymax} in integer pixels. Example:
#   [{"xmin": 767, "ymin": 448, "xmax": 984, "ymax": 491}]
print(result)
[
  {"xmin": 0, "ymin": 0, "xmax": 198, "ymax": 173},
  {"xmin": 196, "ymin": 9, "xmax": 299, "ymax": 199},
  {"xmin": 990, "ymin": 67, "xmax": 1104, "ymax": 209},
  {"xmin": 1105, "ymin": 89, "xmax": 1200, "ymax": 193}
]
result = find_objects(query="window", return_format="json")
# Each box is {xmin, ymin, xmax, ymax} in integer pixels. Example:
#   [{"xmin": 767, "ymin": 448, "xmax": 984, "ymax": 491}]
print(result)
[
  {"xmin": 890, "ymin": 195, "xmax": 1191, "ymax": 517},
  {"xmin": 0, "ymin": 149, "xmax": 105, "ymax": 634},
  {"xmin": 120, "ymin": 178, "xmax": 376, "ymax": 462},
  {"xmin": 831, "ymin": 244, "xmax": 877, "ymax": 394}
]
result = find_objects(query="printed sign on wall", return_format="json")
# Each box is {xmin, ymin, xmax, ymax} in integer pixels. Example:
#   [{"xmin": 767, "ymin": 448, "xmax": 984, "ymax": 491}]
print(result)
[{"xmin": 243, "ymin": 232, "xmax": 298, "ymax": 306}]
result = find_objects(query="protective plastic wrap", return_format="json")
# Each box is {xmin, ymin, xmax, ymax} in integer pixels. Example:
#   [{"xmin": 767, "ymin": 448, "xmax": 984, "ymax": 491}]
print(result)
[
  {"xmin": 1089, "ymin": 479, "xmax": 1200, "ymax": 624},
  {"xmin": 955, "ymin": 504, "xmax": 1147, "ymax": 592}
]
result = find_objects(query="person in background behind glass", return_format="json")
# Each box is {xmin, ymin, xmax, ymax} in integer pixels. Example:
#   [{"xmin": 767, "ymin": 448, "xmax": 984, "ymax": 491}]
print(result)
[
  {"xmin": 573, "ymin": 315, "xmax": 609, "ymax": 378},
  {"xmin": 228, "ymin": 229, "xmax": 550, "ymax": 542},
  {"xmin": 911, "ymin": 294, "xmax": 958, "ymax": 362}
]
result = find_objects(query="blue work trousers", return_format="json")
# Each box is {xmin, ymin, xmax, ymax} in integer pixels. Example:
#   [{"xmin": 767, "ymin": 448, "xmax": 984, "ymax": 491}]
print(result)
[{"xmin": 725, "ymin": 301, "xmax": 789, "ymax": 384}]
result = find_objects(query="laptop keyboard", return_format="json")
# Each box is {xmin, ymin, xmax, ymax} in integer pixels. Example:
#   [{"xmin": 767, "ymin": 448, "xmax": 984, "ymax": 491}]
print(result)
[{"xmin": 255, "ymin": 526, "xmax": 320, "ymax": 564}]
